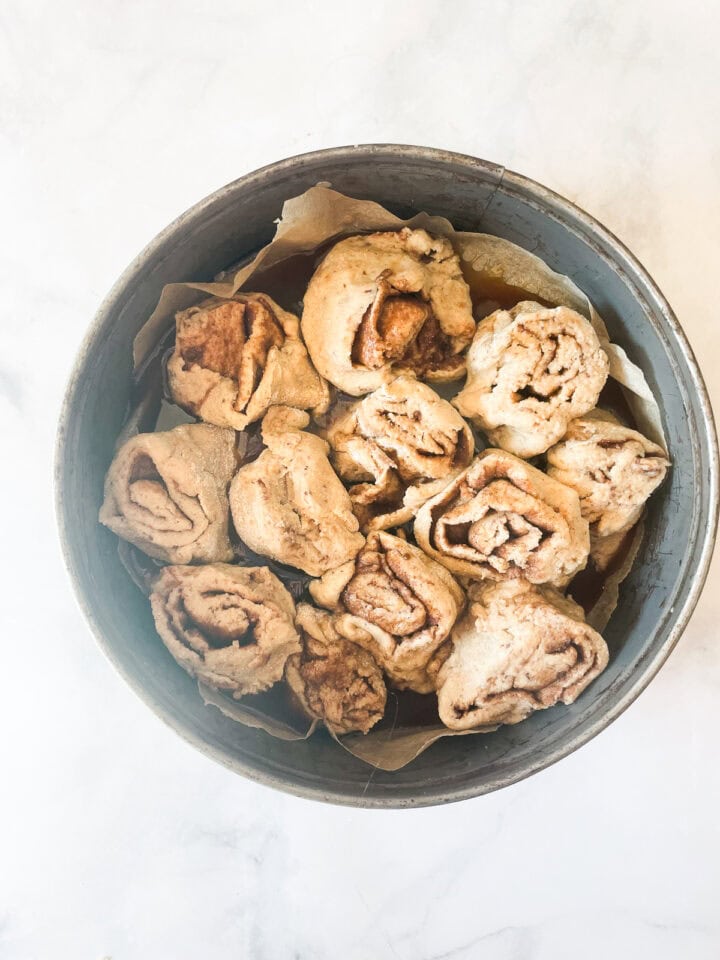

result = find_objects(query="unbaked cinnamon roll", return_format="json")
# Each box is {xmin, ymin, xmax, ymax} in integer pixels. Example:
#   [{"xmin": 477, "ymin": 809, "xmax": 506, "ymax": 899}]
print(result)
[
  {"xmin": 546, "ymin": 412, "xmax": 669, "ymax": 537},
  {"xmin": 150, "ymin": 564, "xmax": 300, "ymax": 697},
  {"xmin": 436, "ymin": 579, "xmax": 609, "ymax": 730},
  {"xmin": 285, "ymin": 604, "xmax": 387, "ymax": 734},
  {"xmin": 414, "ymin": 449, "xmax": 589, "ymax": 584},
  {"xmin": 453, "ymin": 301, "xmax": 609, "ymax": 458},
  {"xmin": 99, "ymin": 423, "xmax": 236, "ymax": 563},
  {"xmin": 167, "ymin": 292, "xmax": 329, "ymax": 430},
  {"xmin": 325, "ymin": 376, "xmax": 474, "ymax": 531},
  {"xmin": 310, "ymin": 531, "xmax": 464, "ymax": 692},
  {"xmin": 301, "ymin": 229, "xmax": 475, "ymax": 395},
  {"xmin": 229, "ymin": 406, "xmax": 365, "ymax": 576}
]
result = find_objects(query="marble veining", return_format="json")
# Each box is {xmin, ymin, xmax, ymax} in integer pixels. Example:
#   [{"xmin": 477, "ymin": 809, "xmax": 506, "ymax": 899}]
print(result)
[{"xmin": 2, "ymin": 0, "xmax": 719, "ymax": 957}]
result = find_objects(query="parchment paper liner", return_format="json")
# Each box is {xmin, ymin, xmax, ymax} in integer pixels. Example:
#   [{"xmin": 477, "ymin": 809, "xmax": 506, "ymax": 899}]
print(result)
[{"xmin": 126, "ymin": 185, "xmax": 664, "ymax": 772}]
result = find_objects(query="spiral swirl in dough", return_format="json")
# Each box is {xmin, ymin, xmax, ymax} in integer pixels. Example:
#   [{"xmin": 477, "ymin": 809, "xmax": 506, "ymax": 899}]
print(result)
[
  {"xmin": 414, "ymin": 449, "xmax": 589, "ymax": 584},
  {"xmin": 436, "ymin": 579, "xmax": 609, "ymax": 730},
  {"xmin": 150, "ymin": 564, "xmax": 300, "ymax": 697},
  {"xmin": 99, "ymin": 423, "xmax": 236, "ymax": 564},
  {"xmin": 453, "ymin": 301, "xmax": 609, "ymax": 458},
  {"xmin": 310, "ymin": 531, "xmax": 464, "ymax": 693}
]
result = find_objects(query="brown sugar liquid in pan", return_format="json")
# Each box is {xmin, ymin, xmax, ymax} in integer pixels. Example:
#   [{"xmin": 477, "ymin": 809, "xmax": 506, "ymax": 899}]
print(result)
[{"xmin": 460, "ymin": 261, "xmax": 556, "ymax": 318}]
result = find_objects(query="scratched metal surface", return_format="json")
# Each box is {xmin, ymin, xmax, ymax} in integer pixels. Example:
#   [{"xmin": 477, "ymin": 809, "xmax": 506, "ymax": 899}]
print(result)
[{"xmin": 55, "ymin": 145, "xmax": 719, "ymax": 807}]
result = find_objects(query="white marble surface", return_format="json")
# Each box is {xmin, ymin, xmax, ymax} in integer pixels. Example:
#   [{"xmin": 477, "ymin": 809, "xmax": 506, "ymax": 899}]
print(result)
[{"xmin": 2, "ymin": 1, "xmax": 720, "ymax": 957}]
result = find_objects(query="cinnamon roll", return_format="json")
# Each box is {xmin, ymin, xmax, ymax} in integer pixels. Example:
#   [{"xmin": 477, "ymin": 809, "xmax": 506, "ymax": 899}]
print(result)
[
  {"xmin": 150, "ymin": 564, "xmax": 300, "ymax": 697},
  {"xmin": 99, "ymin": 423, "xmax": 236, "ymax": 564},
  {"xmin": 285, "ymin": 604, "xmax": 387, "ymax": 734},
  {"xmin": 310, "ymin": 531, "xmax": 464, "ymax": 692},
  {"xmin": 546, "ymin": 412, "xmax": 669, "ymax": 537},
  {"xmin": 325, "ymin": 376, "xmax": 474, "ymax": 531},
  {"xmin": 301, "ymin": 229, "xmax": 475, "ymax": 395},
  {"xmin": 436, "ymin": 579, "xmax": 609, "ymax": 730},
  {"xmin": 414, "ymin": 449, "xmax": 589, "ymax": 584},
  {"xmin": 454, "ymin": 301, "xmax": 609, "ymax": 457},
  {"xmin": 229, "ymin": 406, "xmax": 365, "ymax": 576},
  {"xmin": 167, "ymin": 292, "xmax": 329, "ymax": 430}
]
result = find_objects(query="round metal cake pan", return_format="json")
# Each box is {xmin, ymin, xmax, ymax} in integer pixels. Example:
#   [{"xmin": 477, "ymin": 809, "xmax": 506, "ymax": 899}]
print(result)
[{"xmin": 55, "ymin": 145, "xmax": 719, "ymax": 808}]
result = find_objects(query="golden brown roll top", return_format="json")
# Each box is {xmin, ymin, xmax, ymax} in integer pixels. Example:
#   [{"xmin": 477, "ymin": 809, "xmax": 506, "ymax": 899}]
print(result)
[
  {"xmin": 150, "ymin": 564, "xmax": 300, "ymax": 697},
  {"xmin": 436, "ymin": 579, "xmax": 609, "ymax": 730},
  {"xmin": 453, "ymin": 301, "xmax": 609, "ymax": 458},
  {"xmin": 167, "ymin": 292, "xmax": 329, "ymax": 430},
  {"xmin": 325, "ymin": 376, "xmax": 474, "ymax": 531},
  {"xmin": 310, "ymin": 531, "xmax": 465, "ymax": 693},
  {"xmin": 99, "ymin": 423, "xmax": 236, "ymax": 564},
  {"xmin": 229, "ymin": 406, "xmax": 365, "ymax": 577},
  {"xmin": 285, "ymin": 604, "xmax": 387, "ymax": 735},
  {"xmin": 414, "ymin": 449, "xmax": 590, "ymax": 584},
  {"xmin": 301, "ymin": 229, "xmax": 475, "ymax": 395},
  {"xmin": 546, "ymin": 412, "xmax": 670, "ymax": 537}
]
